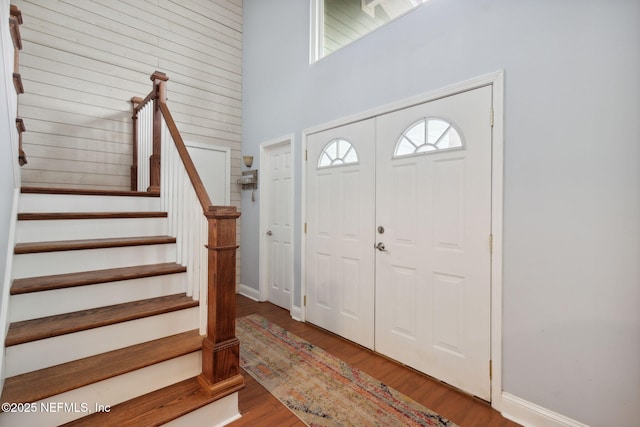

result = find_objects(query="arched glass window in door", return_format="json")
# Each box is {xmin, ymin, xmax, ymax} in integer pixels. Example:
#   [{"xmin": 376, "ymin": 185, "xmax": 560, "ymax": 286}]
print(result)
[
  {"xmin": 394, "ymin": 118, "xmax": 463, "ymax": 158},
  {"xmin": 318, "ymin": 138, "xmax": 359, "ymax": 168}
]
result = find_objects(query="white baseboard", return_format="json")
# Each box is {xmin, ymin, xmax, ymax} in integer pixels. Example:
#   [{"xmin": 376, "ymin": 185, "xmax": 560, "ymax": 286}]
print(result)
[
  {"xmin": 499, "ymin": 392, "xmax": 590, "ymax": 427},
  {"xmin": 290, "ymin": 305, "xmax": 303, "ymax": 322},
  {"xmin": 237, "ymin": 284, "xmax": 260, "ymax": 302}
]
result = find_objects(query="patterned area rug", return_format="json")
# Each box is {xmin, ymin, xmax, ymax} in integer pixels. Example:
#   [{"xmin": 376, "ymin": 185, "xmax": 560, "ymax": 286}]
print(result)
[{"xmin": 237, "ymin": 314, "xmax": 457, "ymax": 427}]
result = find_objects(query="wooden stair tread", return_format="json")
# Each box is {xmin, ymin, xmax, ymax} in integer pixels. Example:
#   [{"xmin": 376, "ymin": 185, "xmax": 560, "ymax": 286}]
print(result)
[
  {"xmin": 21, "ymin": 187, "xmax": 159, "ymax": 197},
  {"xmin": 5, "ymin": 294, "xmax": 198, "ymax": 346},
  {"xmin": 15, "ymin": 235, "xmax": 176, "ymax": 254},
  {"xmin": 0, "ymin": 330, "xmax": 202, "ymax": 404},
  {"xmin": 63, "ymin": 376, "xmax": 242, "ymax": 427},
  {"xmin": 17, "ymin": 212, "xmax": 167, "ymax": 220},
  {"xmin": 11, "ymin": 263, "xmax": 187, "ymax": 295}
]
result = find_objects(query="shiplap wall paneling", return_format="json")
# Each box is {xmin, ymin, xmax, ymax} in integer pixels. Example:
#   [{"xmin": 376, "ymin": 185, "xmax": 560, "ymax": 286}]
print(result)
[
  {"xmin": 14, "ymin": 0, "xmax": 243, "ymax": 280},
  {"xmin": 16, "ymin": 0, "xmax": 242, "ymax": 193}
]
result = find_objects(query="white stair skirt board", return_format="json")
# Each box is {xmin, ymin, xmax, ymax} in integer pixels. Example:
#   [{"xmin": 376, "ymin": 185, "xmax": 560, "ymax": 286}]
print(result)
[
  {"xmin": 12, "ymin": 244, "xmax": 177, "ymax": 279},
  {"xmin": 16, "ymin": 217, "xmax": 168, "ymax": 243},
  {"xmin": 163, "ymin": 393, "xmax": 241, "ymax": 427},
  {"xmin": 5, "ymin": 307, "xmax": 199, "ymax": 376},
  {"xmin": 0, "ymin": 352, "xmax": 202, "ymax": 427},
  {"xmin": 10, "ymin": 273, "xmax": 187, "ymax": 322},
  {"xmin": 18, "ymin": 194, "xmax": 161, "ymax": 213},
  {"xmin": 499, "ymin": 393, "xmax": 591, "ymax": 427}
]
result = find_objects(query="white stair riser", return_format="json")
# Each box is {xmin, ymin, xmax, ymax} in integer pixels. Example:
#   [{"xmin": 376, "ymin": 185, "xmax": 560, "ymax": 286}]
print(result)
[
  {"xmin": 16, "ymin": 217, "xmax": 168, "ymax": 243},
  {"xmin": 0, "ymin": 351, "xmax": 202, "ymax": 427},
  {"xmin": 10, "ymin": 273, "xmax": 187, "ymax": 322},
  {"xmin": 19, "ymin": 194, "xmax": 161, "ymax": 213},
  {"xmin": 12, "ymin": 244, "xmax": 177, "ymax": 279},
  {"xmin": 165, "ymin": 393, "xmax": 241, "ymax": 427},
  {"xmin": 5, "ymin": 307, "xmax": 199, "ymax": 376}
]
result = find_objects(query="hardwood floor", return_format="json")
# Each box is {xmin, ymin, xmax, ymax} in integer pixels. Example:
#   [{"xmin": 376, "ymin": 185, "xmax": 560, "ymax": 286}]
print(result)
[{"xmin": 230, "ymin": 295, "xmax": 521, "ymax": 427}]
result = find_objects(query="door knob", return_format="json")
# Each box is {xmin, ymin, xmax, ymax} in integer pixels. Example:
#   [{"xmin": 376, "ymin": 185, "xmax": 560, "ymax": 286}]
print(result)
[
  {"xmin": 375, "ymin": 242, "xmax": 388, "ymax": 252},
  {"xmin": 266, "ymin": 230, "xmax": 272, "ymax": 236}
]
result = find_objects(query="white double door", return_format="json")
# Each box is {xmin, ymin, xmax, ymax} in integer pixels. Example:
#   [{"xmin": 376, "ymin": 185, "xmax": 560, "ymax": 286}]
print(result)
[{"xmin": 306, "ymin": 86, "xmax": 493, "ymax": 400}]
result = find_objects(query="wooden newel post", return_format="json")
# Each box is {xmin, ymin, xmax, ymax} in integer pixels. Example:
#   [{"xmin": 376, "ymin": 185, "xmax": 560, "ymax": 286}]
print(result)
[
  {"xmin": 148, "ymin": 71, "xmax": 168, "ymax": 194},
  {"xmin": 130, "ymin": 96, "xmax": 142, "ymax": 191},
  {"xmin": 198, "ymin": 206, "xmax": 245, "ymax": 396}
]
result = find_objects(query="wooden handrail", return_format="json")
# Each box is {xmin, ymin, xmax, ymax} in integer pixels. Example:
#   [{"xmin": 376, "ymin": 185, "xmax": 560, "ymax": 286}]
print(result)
[
  {"xmin": 11, "ymin": 4, "xmax": 26, "ymax": 166},
  {"xmin": 10, "ymin": 5, "xmax": 23, "ymax": 95},
  {"xmin": 9, "ymin": 5, "xmax": 22, "ymax": 50},
  {"xmin": 158, "ymin": 94, "xmax": 243, "ymax": 397},
  {"xmin": 158, "ymin": 103, "xmax": 213, "ymax": 210},
  {"xmin": 132, "ymin": 91, "xmax": 154, "ymax": 116},
  {"xmin": 16, "ymin": 118, "xmax": 27, "ymax": 166},
  {"xmin": 131, "ymin": 71, "xmax": 244, "ymax": 399}
]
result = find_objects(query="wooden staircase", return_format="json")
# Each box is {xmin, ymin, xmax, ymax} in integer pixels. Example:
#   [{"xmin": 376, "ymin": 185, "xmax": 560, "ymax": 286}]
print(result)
[{"xmin": 0, "ymin": 188, "xmax": 241, "ymax": 426}]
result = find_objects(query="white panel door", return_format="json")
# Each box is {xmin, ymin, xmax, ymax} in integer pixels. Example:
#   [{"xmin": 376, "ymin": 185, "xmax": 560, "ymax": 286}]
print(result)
[
  {"xmin": 265, "ymin": 143, "xmax": 293, "ymax": 309},
  {"xmin": 374, "ymin": 86, "xmax": 493, "ymax": 399},
  {"xmin": 306, "ymin": 119, "xmax": 376, "ymax": 349}
]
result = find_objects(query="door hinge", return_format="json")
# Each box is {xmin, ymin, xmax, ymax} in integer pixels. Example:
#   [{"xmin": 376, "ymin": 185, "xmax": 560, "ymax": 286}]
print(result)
[
  {"xmin": 490, "ymin": 108, "xmax": 494, "ymax": 127},
  {"xmin": 489, "ymin": 234, "xmax": 493, "ymax": 254},
  {"xmin": 304, "ymin": 295, "xmax": 307, "ymax": 306},
  {"xmin": 489, "ymin": 359, "xmax": 493, "ymax": 379},
  {"xmin": 304, "ymin": 222, "xmax": 307, "ymax": 234},
  {"xmin": 305, "ymin": 149, "xmax": 308, "ymax": 161}
]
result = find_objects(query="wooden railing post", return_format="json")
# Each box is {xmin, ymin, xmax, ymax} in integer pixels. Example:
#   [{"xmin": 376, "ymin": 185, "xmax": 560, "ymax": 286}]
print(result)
[
  {"xmin": 198, "ymin": 206, "xmax": 244, "ymax": 396},
  {"xmin": 149, "ymin": 71, "xmax": 168, "ymax": 194},
  {"xmin": 130, "ymin": 96, "xmax": 142, "ymax": 191},
  {"xmin": 16, "ymin": 118, "xmax": 26, "ymax": 166}
]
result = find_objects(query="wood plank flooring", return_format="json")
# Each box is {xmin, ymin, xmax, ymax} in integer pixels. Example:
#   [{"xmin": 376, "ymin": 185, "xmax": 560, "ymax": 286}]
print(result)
[{"xmin": 231, "ymin": 295, "xmax": 521, "ymax": 427}]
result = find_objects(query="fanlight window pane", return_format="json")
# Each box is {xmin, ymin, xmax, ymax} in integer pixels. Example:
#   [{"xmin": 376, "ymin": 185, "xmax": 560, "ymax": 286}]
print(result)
[
  {"xmin": 318, "ymin": 138, "xmax": 359, "ymax": 168},
  {"xmin": 394, "ymin": 118, "xmax": 463, "ymax": 158}
]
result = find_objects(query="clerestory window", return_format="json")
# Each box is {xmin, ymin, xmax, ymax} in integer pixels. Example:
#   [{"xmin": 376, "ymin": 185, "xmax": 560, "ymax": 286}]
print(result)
[{"xmin": 311, "ymin": 0, "xmax": 431, "ymax": 62}]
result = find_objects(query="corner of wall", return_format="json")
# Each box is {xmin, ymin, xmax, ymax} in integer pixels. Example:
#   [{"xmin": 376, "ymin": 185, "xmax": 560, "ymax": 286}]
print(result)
[
  {"xmin": 0, "ymin": 188, "xmax": 19, "ymax": 396},
  {"xmin": 237, "ymin": 284, "xmax": 260, "ymax": 302}
]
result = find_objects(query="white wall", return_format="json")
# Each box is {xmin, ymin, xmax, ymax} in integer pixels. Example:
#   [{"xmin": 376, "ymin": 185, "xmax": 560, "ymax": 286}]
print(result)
[
  {"xmin": 241, "ymin": 0, "xmax": 640, "ymax": 426},
  {"xmin": 0, "ymin": 0, "xmax": 21, "ymax": 391}
]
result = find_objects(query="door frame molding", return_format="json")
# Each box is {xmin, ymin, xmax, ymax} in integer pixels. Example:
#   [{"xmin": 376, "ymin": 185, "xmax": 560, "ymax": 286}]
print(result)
[
  {"xmin": 302, "ymin": 71, "xmax": 504, "ymax": 404},
  {"xmin": 259, "ymin": 134, "xmax": 295, "ymax": 308}
]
